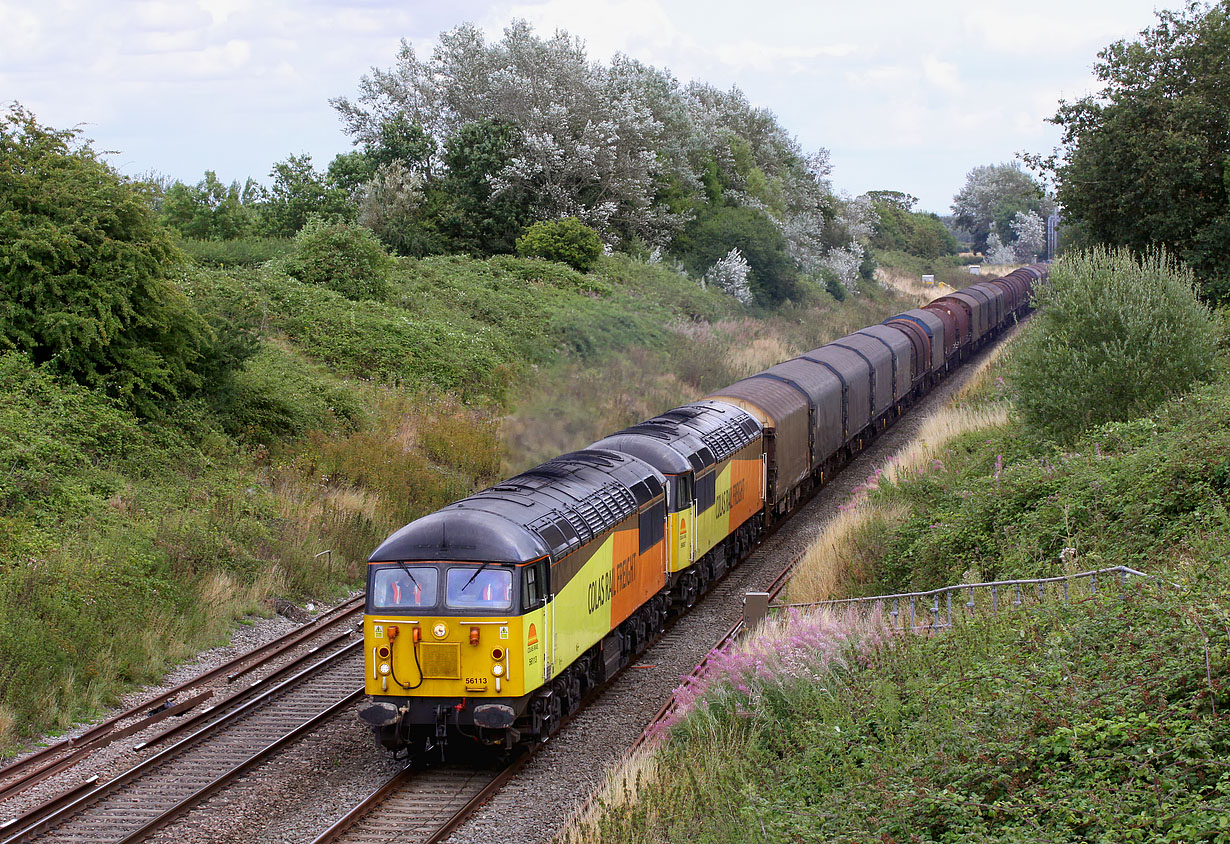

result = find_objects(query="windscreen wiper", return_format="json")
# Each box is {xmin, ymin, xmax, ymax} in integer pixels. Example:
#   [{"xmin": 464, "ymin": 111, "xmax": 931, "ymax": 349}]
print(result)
[
  {"xmin": 460, "ymin": 561, "xmax": 491, "ymax": 592},
  {"xmin": 396, "ymin": 561, "xmax": 421, "ymax": 590}
]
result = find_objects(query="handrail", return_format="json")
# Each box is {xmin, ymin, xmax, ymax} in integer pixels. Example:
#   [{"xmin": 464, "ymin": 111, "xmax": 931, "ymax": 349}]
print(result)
[{"xmin": 767, "ymin": 566, "xmax": 1149, "ymax": 633}]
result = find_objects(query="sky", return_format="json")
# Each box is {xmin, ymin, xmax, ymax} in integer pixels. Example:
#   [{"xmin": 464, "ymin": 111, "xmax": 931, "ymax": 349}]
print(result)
[{"xmin": 1, "ymin": 0, "xmax": 1171, "ymax": 214}]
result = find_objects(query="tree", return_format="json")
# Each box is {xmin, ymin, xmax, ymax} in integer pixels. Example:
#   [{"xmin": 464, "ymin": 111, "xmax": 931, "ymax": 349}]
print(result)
[
  {"xmin": 703, "ymin": 247, "xmax": 753, "ymax": 304},
  {"xmin": 357, "ymin": 161, "xmax": 436, "ymax": 257},
  {"xmin": 1009, "ymin": 247, "xmax": 1217, "ymax": 443},
  {"xmin": 263, "ymin": 154, "xmax": 354, "ymax": 236},
  {"xmin": 332, "ymin": 23, "xmax": 667, "ymax": 246},
  {"xmin": 869, "ymin": 197, "xmax": 958, "ymax": 259},
  {"xmin": 866, "ymin": 190, "xmax": 917, "ymax": 211},
  {"xmin": 435, "ymin": 119, "xmax": 532, "ymax": 255},
  {"xmin": 325, "ymin": 151, "xmax": 378, "ymax": 203},
  {"xmin": 161, "ymin": 170, "xmax": 261, "ymax": 240},
  {"xmin": 675, "ymin": 205, "xmax": 798, "ymax": 305},
  {"xmin": 0, "ymin": 105, "xmax": 211, "ymax": 416},
  {"xmin": 1009, "ymin": 211, "xmax": 1045, "ymax": 262},
  {"xmin": 331, "ymin": 21, "xmax": 844, "ymax": 267},
  {"xmin": 1048, "ymin": 2, "xmax": 1230, "ymax": 303},
  {"xmin": 952, "ymin": 162, "xmax": 1052, "ymax": 253}
]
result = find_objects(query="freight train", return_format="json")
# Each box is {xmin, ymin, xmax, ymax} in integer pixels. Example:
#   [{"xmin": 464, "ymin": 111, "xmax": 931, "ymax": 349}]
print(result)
[{"xmin": 357, "ymin": 264, "xmax": 1048, "ymax": 756}]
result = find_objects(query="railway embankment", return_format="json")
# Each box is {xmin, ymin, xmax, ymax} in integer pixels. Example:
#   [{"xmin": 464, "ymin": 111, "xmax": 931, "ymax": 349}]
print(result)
[
  {"xmin": 0, "ymin": 251, "xmax": 919, "ymax": 758},
  {"xmin": 564, "ymin": 299, "xmax": 1230, "ymax": 842}
]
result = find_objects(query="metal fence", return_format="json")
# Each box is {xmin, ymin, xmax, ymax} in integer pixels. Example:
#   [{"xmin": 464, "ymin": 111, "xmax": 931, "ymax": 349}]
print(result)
[{"xmin": 762, "ymin": 566, "xmax": 1149, "ymax": 633}]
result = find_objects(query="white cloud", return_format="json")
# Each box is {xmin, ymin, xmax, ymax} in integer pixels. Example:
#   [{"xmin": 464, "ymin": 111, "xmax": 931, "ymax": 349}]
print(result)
[
  {"xmin": 962, "ymin": 7, "xmax": 1148, "ymax": 55},
  {"xmin": 0, "ymin": 0, "xmax": 1173, "ymax": 213},
  {"xmin": 712, "ymin": 40, "xmax": 857, "ymax": 73},
  {"xmin": 923, "ymin": 56, "xmax": 960, "ymax": 94}
]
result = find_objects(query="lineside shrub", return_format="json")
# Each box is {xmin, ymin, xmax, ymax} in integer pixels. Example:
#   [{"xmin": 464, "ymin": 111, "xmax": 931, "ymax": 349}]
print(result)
[
  {"xmin": 281, "ymin": 217, "xmax": 393, "ymax": 301},
  {"xmin": 1010, "ymin": 247, "xmax": 1217, "ymax": 443},
  {"xmin": 515, "ymin": 217, "xmax": 603, "ymax": 272}
]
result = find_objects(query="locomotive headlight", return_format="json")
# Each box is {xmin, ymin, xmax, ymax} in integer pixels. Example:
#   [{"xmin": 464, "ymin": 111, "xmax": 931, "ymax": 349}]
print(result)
[
  {"xmin": 492, "ymin": 664, "xmax": 504, "ymax": 677},
  {"xmin": 433, "ymin": 622, "xmax": 448, "ymax": 639},
  {"xmin": 379, "ymin": 663, "xmax": 390, "ymax": 675}
]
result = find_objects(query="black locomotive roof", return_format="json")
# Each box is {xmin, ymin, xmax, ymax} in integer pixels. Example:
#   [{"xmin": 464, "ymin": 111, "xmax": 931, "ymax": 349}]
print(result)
[
  {"xmin": 369, "ymin": 449, "xmax": 665, "ymax": 565},
  {"xmin": 589, "ymin": 400, "xmax": 760, "ymax": 475}
]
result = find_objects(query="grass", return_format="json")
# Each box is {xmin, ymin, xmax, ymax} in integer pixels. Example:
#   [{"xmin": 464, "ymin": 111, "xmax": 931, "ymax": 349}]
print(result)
[
  {"xmin": 0, "ymin": 250, "xmax": 911, "ymax": 755},
  {"xmin": 562, "ymin": 314, "xmax": 1230, "ymax": 843},
  {"xmin": 566, "ymin": 568, "xmax": 1230, "ymax": 843},
  {"xmin": 503, "ymin": 282, "xmax": 920, "ymax": 472}
]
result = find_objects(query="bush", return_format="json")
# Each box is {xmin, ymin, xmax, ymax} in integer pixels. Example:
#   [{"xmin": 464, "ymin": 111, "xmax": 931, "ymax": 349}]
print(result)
[
  {"xmin": 674, "ymin": 205, "xmax": 799, "ymax": 306},
  {"xmin": 214, "ymin": 345, "xmax": 361, "ymax": 443},
  {"xmin": 1010, "ymin": 247, "xmax": 1218, "ymax": 443},
  {"xmin": 281, "ymin": 218, "xmax": 393, "ymax": 301},
  {"xmin": 0, "ymin": 105, "xmax": 210, "ymax": 416},
  {"xmin": 178, "ymin": 236, "xmax": 294, "ymax": 267},
  {"xmin": 515, "ymin": 217, "xmax": 603, "ymax": 272},
  {"xmin": 818, "ymin": 267, "xmax": 848, "ymax": 301}
]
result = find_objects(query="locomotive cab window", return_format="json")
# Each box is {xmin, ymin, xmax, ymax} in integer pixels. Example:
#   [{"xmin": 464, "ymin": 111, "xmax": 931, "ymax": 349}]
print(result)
[
  {"xmin": 696, "ymin": 471, "xmax": 716, "ymax": 512},
  {"xmin": 522, "ymin": 559, "xmax": 548, "ymax": 610},
  {"xmin": 371, "ymin": 565, "xmax": 439, "ymax": 610},
  {"xmin": 670, "ymin": 475, "xmax": 693, "ymax": 512},
  {"xmin": 639, "ymin": 499, "xmax": 666, "ymax": 553},
  {"xmin": 446, "ymin": 566, "xmax": 513, "ymax": 611}
]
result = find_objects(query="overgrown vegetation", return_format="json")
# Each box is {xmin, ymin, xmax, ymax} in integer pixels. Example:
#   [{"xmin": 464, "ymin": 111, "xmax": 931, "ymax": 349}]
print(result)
[
  {"xmin": 1011, "ymin": 246, "xmax": 1217, "ymax": 443},
  {"xmin": 279, "ymin": 217, "xmax": 394, "ymax": 301},
  {"xmin": 516, "ymin": 217, "xmax": 604, "ymax": 272},
  {"xmin": 565, "ymin": 245, "xmax": 1230, "ymax": 841},
  {"xmin": 569, "ymin": 570, "xmax": 1230, "ymax": 843},
  {"xmin": 0, "ymin": 106, "xmax": 219, "ymax": 417},
  {"xmin": 1045, "ymin": 1, "xmax": 1230, "ymax": 303}
]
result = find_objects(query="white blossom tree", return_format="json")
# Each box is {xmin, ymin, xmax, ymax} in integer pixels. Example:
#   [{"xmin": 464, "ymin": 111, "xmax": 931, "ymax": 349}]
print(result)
[
  {"xmin": 332, "ymin": 22, "xmax": 668, "ymax": 246},
  {"xmin": 820, "ymin": 241, "xmax": 866, "ymax": 294},
  {"xmin": 703, "ymin": 247, "xmax": 754, "ymax": 304},
  {"xmin": 985, "ymin": 231, "xmax": 1016, "ymax": 265},
  {"xmin": 952, "ymin": 162, "xmax": 1053, "ymax": 253},
  {"xmin": 1009, "ymin": 210, "xmax": 1045, "ymax": 262},
  {"xmin": 357, "ymin": 161, "xmax": 425, "ymax": 254}
]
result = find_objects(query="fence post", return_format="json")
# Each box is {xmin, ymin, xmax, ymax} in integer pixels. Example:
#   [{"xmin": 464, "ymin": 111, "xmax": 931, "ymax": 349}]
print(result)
[{"xmin": 743, "ymin": 592, "xmax": 770, "ymax": 634}]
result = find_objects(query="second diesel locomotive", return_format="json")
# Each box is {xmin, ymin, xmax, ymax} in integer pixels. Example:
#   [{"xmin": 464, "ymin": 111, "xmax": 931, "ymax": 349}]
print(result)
[{"xmin": 358, "ymin": 265, "xmax": 1048, "ymax": 755}]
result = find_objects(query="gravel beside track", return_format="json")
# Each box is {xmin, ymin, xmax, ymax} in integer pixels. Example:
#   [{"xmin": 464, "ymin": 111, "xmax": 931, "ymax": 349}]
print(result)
[{"xmin": 11, "ymin": 647, "xmax": 363, "ymax": 843}]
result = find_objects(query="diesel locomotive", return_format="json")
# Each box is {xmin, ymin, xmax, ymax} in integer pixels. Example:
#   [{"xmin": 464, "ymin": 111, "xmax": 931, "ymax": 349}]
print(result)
[{"xmin": 358, "ymin": 264, "xmax": 1048, "ymax": 756}]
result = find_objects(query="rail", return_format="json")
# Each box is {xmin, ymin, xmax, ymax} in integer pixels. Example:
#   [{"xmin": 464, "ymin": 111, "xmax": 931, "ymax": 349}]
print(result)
[{"xmin": 760, "ymin": 566, "xmax": 1149, "ymax": 632}]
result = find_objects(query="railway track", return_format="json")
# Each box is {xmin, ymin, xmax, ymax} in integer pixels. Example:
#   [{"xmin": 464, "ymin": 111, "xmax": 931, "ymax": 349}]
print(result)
[
  {"xmin": 3, "ymin": 322, "xmax": 1025, "ymax": 844},
  {"xmin": 0, "ymin": 597, "xmax": 364, "ymax": 809},
  {"xmin": 307, "ymin": 476, "xmax": 819, "ymax": 844},
  {"xmin": 311, "ymin": 764, "xmax": 513, "ymax": 844},
  {"xmin": 0, "ymin": 599, "xmax": 366, "ymax": 843}
]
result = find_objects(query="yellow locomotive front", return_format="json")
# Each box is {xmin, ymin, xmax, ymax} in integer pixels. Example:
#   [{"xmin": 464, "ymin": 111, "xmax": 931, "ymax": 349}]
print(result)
[
  {"xmin": 360, "ymin": 559, "xmax": 549, "ymax": 753},
  {"xmin": 357, "ymin": 448, "xmax": 669, "ymax": 758}
]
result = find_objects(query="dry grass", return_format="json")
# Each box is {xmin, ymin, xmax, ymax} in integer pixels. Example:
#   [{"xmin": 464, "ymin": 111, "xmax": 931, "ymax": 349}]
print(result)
[
  {"xmin": 875, "ymin": 266, "xmax": 955, "ymax": 305},
  {"xmin": 787, "ymin": 503, "xmax": 911, "ymax": 603},
  {"xmin": 787, "ymin": 344, "xmax": 1014, "ymax": 604},
  {"xmin": 0, "ymin": 705, "xmax": 15, "ymax": 749},
  {"xmin": 950, "ymin": 340, "xmax": 1012, "ymax": 405},
  {"xmin": 881, "ymin": 405, "xmax": 1011, "ymax": 486},
  {"xmin": 560, "ymin": 747, "xmax": 663, "ymax": 843}
]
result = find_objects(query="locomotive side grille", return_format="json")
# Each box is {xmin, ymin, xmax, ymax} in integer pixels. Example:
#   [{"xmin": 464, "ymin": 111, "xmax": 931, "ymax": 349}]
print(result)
[{"xmin": 419, "ymin": 643, "xmax": 461, "ymax": 679}]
